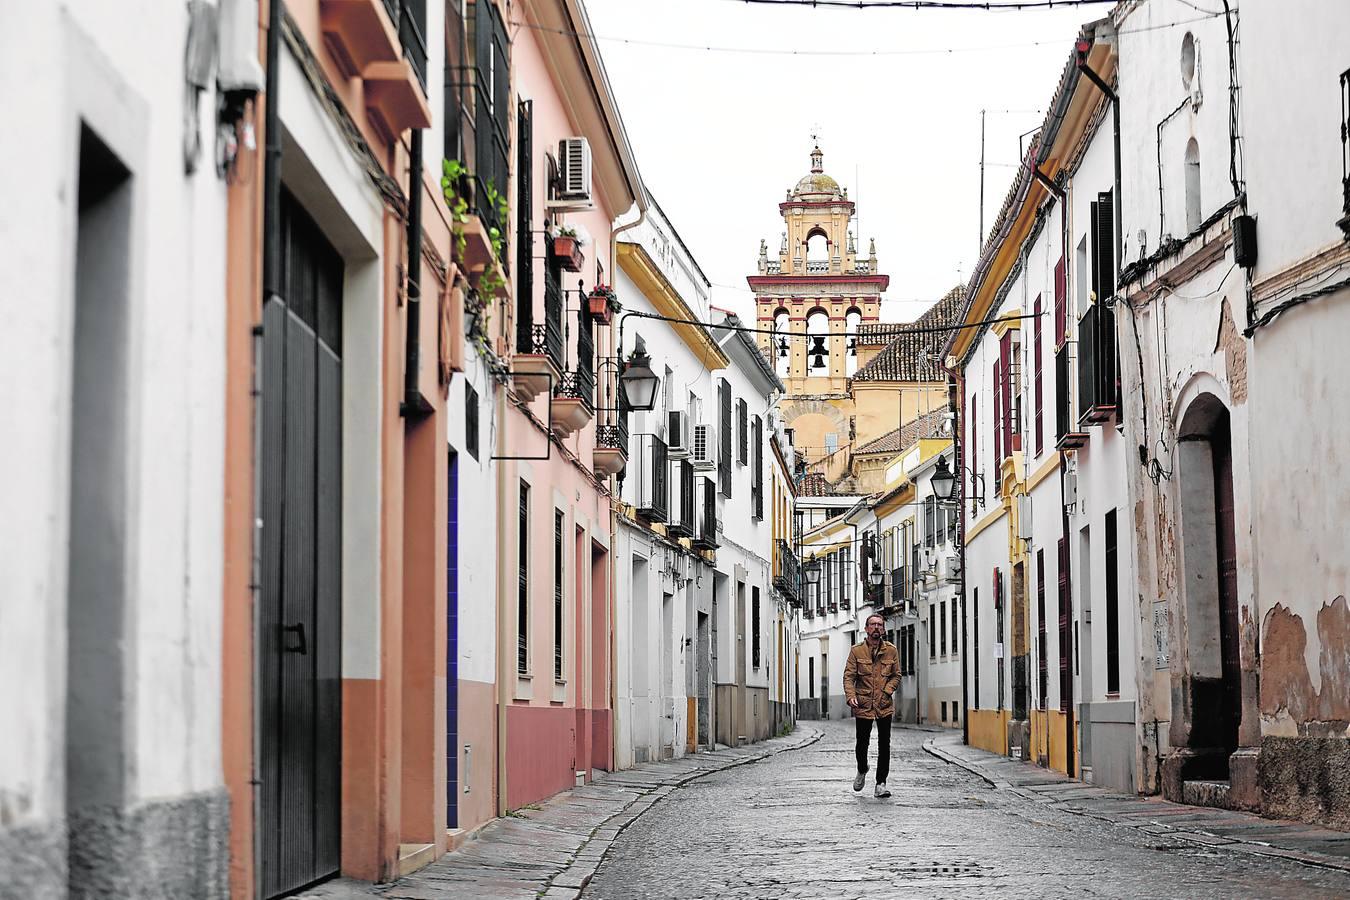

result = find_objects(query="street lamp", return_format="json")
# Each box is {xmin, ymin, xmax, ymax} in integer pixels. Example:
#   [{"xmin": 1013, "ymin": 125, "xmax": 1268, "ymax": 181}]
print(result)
[
  {"xmin": 619, "ymin": 335, "xmax": 660, "ymax": 411},
  {"xmin": 803, "ymin": 553, "xmax": 821, "ymax": 586},
  {"xmin": 867, "ymin": 563, "xmax": 885, "ymax": 588},
  {"xmin": 931, "ymin": 455, "xmax": 957, "ymax": 501}
]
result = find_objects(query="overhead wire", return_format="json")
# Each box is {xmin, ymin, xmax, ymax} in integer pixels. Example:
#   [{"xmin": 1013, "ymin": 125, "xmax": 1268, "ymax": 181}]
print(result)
[{"xmin": 513, "ymin": 11, "xmax": 1225, "ymax": 59}]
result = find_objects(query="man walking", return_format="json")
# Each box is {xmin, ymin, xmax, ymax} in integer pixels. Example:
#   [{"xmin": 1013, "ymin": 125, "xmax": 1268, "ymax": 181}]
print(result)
[{"xmin": 844, "ymin": 613, "xmax": 900, "ymax": 798}]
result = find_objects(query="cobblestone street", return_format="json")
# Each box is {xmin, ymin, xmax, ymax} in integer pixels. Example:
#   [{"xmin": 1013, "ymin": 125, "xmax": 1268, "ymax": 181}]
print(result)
[{"xmin": 583, "ymin": 722, "xmax": 1350, "ymax": 899}]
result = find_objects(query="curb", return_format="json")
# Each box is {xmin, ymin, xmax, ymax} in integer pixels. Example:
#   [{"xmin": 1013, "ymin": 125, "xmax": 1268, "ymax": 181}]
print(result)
[
  {"xmin": 921, "ymin": 737, "xmax": 1350, "ymax": 876},
  {"xmin": 539, "ymin": 725, "xmax": 825, "ymax": 898}
]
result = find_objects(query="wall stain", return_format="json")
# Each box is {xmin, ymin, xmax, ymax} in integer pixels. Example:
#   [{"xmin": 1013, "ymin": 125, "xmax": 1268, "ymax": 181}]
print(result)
[
  {"xmin": 1214, "ymin": 298, "xmax": 1248, "ymax": 405},
  {"xmin": 1261, "ymin": 598, "xmax": 1350, "ymax": 737},
  {"xmin": 1259, "ymin": 604, "xmax": 1316, "ymax": 724},
  {"xmin": 1317, "ymin": 595, "xmax": 1350, "ymax": 725}
]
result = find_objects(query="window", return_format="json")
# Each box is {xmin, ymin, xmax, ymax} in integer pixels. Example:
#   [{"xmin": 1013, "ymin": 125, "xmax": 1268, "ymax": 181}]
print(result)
[
  {"xmin": 737, "ymin": 398, "xmax": 748, "ymax": 465},
  {"xmin": 752, "ymin": 587, "xmax": 762, "ymax": 668},
  {"xmin": 517, "ymin": 481, "xmax": 529, "ymax": 673},
  {"xmin": 465, "ymin": 380, "xmax": 479, "ymax": 460},
  {"xmin": 973, "ymin": 587, "xmax": 980, "ymax": 705},
  {"xmin": 824, "ymin": 432, "xmax": 838, "ymax": 454},
  {"xmin": 554, "ymin": 510, "xmax": 564, "ymax": 681},
  {"xmin": 941, "ymin": 701, "xmax": 948, "ymax": 722},
  {"xmin": 924, "ymin": 496, "xmax": 936, "ymax": 548},
  {"xmin": 808, "ymin": 657, "xmax": 815, "ymax": 698},
  {"xmin": 951, "ymin": 600, "xmax": 958, "ymax": 659},
  {"xmin": 939, "ymin": 600, "xmax": 948, "ymax": 656},
  {"xmin": 969, "ymin": 391, "xmax": 979, "ymax": 514},
  {"xmin": 1054, "ymin": 256, "xmax": 1067, "ymax": 348},
  {"xmin": 1033, "ymin": 296, "xmax": 1043, "ymax": 457},
  {"xmin": 1106, "ymin": 508, "xmax": 1120, "ymax": 694},
  {"xmin": 751, "ymin": 415, "xmax": 764, "ymax": 520},
  {"xmin": 719, "ymin": 378, "xmax": 732, "ymax": 497},
  {"xmin": 928, "ymin": 612, "xmax": 936, "ymax": 661},
  {"xmin": 1184, "ymin": 138, "xmax": 1201, "ymax": 233},
  {"xmin": 513, "ymin": 100, "xmax": 533, "ymax": 352},
  {"xmin": 1037, "ymin": 548, "xmax": 1048, "ymax": 709},
  {"xmin": 840, "ymin": 546, "xmax": 852, "ymax": 609}
]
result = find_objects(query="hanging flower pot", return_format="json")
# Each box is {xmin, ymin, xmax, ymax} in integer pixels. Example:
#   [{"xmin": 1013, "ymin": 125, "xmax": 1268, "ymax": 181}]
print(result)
[
  {"xmin": 588, "ymin": 286, "xmax": 616, "ymax": 324},
  {"xmin": 552, "ymin": 234, "xmax": 585, "ymax": 272}
]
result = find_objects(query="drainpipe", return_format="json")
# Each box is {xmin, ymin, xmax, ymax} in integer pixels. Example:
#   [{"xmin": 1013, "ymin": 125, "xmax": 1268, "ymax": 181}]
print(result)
[
  {"xmin": 256, "ymin": 0, "xmax": 282, "ymax": 892},
  {"xmin": 607, "ymin": 200, "xmax": 646, "ymax": 765},
  {"xmin": 401, "ymin": 128, "xmax": 431, "ymax": 419},
  {"xmin": 1076, "ymin": 38, "xmax": 1123, "ymax": 296}
]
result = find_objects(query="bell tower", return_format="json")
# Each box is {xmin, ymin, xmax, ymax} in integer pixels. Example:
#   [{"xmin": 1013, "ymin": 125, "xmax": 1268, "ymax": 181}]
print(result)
[{"xmin": 749, "ymin": 143, "xmax": 888, "ymax": 464}]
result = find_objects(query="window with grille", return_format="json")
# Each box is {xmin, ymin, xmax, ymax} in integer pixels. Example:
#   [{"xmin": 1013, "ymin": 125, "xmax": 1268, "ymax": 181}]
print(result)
[
  {"xmin": 737, "ymin": 398, "xmax": 748, "ymax": 465},
  {"xmin": 554, "ymin": 510, "xmax": 564, "ymax": 681},
  {"xmin": 751, "ymin": 415, "xmax": 763, "ymax": 519},
  {"xmin": 517, "ymin": 481, "xmax": 529, "ymax": 673},
  {"xmin": 465, "ymin": 380, "xmax": 479, "ymax": 461},
  {"xmin": 752, "ymin": 587, "xmax": 761, "ymax": 668}
]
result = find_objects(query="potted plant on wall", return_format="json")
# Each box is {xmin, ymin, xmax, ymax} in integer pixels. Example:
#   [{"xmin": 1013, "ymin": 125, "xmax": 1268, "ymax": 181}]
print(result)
[
  {"xmin": 551, "ymin": 225, "xmax": 585, "ymax": 272},
  {"xmin": 587, "ymin": 284, "xmax": 619, "ymax": 325}
]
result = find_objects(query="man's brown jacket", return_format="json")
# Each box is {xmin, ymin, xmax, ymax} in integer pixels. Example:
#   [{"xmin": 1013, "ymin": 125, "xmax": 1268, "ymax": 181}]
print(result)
[{"xmin": 843, "ymin": 639, "xmax": 901, "ymax": 720}]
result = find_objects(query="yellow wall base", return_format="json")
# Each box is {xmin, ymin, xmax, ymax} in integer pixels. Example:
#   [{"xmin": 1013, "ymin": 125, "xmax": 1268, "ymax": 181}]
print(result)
[{"xmin": 967, "ymin": 709, "xmax": 1010, "ymax": 756}]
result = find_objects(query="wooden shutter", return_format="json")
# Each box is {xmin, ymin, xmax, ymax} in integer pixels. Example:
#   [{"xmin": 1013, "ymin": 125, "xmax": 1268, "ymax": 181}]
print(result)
[
  {"xmin": 718, "ymin": 379, "xmax": 731, "ymax": 497},
  {"xmin": 1095, "ymin": 190, "xmax": 1115, "ymax": 301},
  {"xmin": 1054, "ymin": 256, "xmax": 1066, "ymax": 347},
  {"xmin": 992, "ymin": 359, "xmax": 1002, "ymax": 466},
  {"xmin": 999, "ymin": 331, "xmax": 1013, "ymax": 456},
  {"xmin": 1033, "ymin": 296, "xmax": 1043, "ymax": 456},
  {"xmin": 737, "ymin": 398, "xmax": 748, "ymax": 465}
]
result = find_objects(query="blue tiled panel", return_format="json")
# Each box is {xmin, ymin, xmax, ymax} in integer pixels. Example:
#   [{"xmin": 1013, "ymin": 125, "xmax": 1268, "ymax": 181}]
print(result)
[{"xmin": 446, "ymin": 451, "xmax": 460, "ymax": 828}]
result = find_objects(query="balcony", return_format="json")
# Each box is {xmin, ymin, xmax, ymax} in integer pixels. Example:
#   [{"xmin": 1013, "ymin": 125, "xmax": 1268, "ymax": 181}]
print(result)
[
  {"xmin": 633, "ymin": 435, "xmax": 669, "ymax": 523},
  {"xmin": 512, "ymin": 268, "xmax": 564, "ymax": 402},
  {"xmin": 1340, "ymin": 68, "xmax": 1350, "ymax": 237},
  {"xmin": 444, "ymin": 0, "xmax": 511, "ymax": 276},
  {"xmin": 321, "ymin": 0, "xmax": 399, "ymax": 79},
  {"xmin": 667, "ymin": 459, "xmax": 696, "ymax": 538},
  {"xmin": 1076, "ymin": 303, "xmax": 1119, "ymax": 426},
  {"xmin": 692, "ymin": 475, "xmax": 720, "ymax": 551},
  {"xmin": 362, "ymin": 0, "xmax": 431, "ymax": 142},
  {"xmin": 593, "ymin": 424, "xmax": 626, "ymax": 477},
  {"xmin": 1055, "ymin": 343, "xmax": 1088, "ymax": 450},
  {"xmin": 552, "ymin": 294, "xmax": 596, "ymax": 437},
  {"xmin": 773, "ymin": 538, "xmax": 802, "ymax": 603}
]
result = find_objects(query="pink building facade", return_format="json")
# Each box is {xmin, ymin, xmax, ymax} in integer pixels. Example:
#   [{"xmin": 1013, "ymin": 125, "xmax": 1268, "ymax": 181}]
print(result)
[{"xmin": 493, "ymin": 0, "xmax": 645, "ymax": 813}]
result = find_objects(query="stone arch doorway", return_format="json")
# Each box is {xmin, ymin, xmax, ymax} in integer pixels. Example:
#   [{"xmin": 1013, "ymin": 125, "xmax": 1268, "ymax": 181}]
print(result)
[{"xmin": 1172, "ymin": 392, "xmax": 1242, "ymax": 782}]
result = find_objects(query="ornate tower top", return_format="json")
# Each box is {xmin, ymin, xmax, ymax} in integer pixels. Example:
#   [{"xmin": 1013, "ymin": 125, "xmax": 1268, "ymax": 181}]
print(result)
[{"xmin": 810, "ymin": 144, "xmax": 823, "ymax": 173}]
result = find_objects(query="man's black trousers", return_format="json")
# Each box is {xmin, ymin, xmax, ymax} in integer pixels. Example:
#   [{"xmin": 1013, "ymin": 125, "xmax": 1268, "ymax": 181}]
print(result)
[{"xmin": 855, "ymin": 715, "xmax": 892, "ymax": 783}]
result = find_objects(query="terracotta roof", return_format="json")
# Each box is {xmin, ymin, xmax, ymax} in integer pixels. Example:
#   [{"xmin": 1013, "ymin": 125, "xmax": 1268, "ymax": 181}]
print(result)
[
  {"xmin": 798, "ymin": 471, "xmax": 833, "ymax": 497},
  {"xmin": 850, "ymin": 285, "xmax": 965, "ymax": 383},
  {"xmin": 854, "ymin": 409, "xmax": 948, "ymax": 457}
]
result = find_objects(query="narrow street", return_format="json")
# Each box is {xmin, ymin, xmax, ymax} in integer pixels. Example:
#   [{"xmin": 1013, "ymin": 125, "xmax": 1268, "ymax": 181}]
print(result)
[{"xmin": 584, "ymin": 722, "xmax": 1350, "ymax": 899}]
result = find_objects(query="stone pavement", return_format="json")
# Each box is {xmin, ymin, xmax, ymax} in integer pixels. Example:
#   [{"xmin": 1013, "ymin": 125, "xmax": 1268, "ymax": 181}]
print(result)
[
  {"xmin": 583, "ymin": 719, "xmax": 1350, "ymax": 898},
  {"xmin": 294, "ymin": 724, "xmax": 822, "ymax": 900},
  {"xmin": 924, "ymin": 729, "xmax": 1350, "ymax": 875}
]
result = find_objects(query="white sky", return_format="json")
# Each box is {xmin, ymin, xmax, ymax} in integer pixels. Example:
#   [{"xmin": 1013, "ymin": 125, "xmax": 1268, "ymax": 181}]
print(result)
[{"xmin": 583, "ymin": 0, "xmax": 1104, "ymax": 323}]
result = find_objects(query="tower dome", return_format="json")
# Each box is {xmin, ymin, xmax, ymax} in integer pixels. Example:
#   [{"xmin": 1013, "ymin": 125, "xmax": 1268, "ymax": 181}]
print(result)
[{"xmin": 791, "ymin": 145, "xmax": 843, "ymax": 199}]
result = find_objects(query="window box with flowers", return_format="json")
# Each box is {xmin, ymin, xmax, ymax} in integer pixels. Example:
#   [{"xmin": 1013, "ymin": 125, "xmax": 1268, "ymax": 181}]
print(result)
[
  {"xmin": 588, "ymin": 285, "xmax": 619, "ymax": 325},
  {"xmin": 551, "ymin": 226, "xmax": 585, "ymax": 273}
]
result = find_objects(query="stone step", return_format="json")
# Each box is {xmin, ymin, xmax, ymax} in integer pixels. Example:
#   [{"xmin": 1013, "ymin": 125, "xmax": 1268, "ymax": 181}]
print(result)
[{"xmin": 1182, "ymin": 778, "xmax": 1234, "ymax": 810}]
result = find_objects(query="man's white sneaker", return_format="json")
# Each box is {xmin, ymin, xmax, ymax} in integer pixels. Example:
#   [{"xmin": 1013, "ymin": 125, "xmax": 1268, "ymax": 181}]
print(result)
[
  {"xmin": 874, "ymin": 782, "xmax": 891, "ymax": 798},
  {"xmin": 852, "ymin": 772, "xmax": 866, "ymax": 792}
]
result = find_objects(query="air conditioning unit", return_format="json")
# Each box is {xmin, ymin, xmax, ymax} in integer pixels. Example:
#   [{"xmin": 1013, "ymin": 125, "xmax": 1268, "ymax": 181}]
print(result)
[
  {"xmin": 940, "ymin": 555, "xmax": 961, "ymax": 584},
  {"xmin": 667, "ymin": 410, "xmax": 690, "ymax": 459},
  {"xmin": 1063, "ymin": 467, "xmax": 1078, "ymax": 510},
  {"xmin": 1016, "ymin": 494, "xmax": 1034, "ymax": 541},
  {"xmin": 558, "ymin": 137, "xmax": 593, "ymax": 202},
  {"xmin": 692, "ymin": 422, "xmax": 717, "ymax": 470}
]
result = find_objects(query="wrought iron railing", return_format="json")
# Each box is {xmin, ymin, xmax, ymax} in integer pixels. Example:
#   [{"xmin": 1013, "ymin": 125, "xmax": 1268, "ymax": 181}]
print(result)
[
  {"xmin": 445, "ymin": 0, "xmax": 510, "ymax": 260},
  {"xmin": 554, "ymin": 291, "xmax": 594, "ymax": 409},
  {"xmin": 595, "ymin": 423, "xmax": 624, "ymax": 451},
  {"xmin": 773, "ymin": 538, "xmax": 802, "ymax": 603},
  {"xmin": 634, "ymin": 434, "xmax": 668, "ymax": 523},
  {"xmin": 1340, "ymin": 68, "xmax": 1349, "ymax": 234}
]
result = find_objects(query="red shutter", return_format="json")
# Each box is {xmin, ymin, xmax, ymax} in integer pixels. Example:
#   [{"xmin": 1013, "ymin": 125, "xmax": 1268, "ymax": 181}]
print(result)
[
  {"xmin": 1054, "ymin": 256, "xmax": 1066, "ymax": 347},
  {"xmin": 972, "ymin": 392, "xmax": 979, "ymax": 470},
  {"xmin": 999, "ymin": 331, "xmax": 1013, "ymax": 456},
  {"xmin": 1033, "ymin": 295, "xmax": 1043, "ymax": 456},
  {"xmin": 992, "ymin": 359, "xmax": 1002, "ymax": 464}
]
